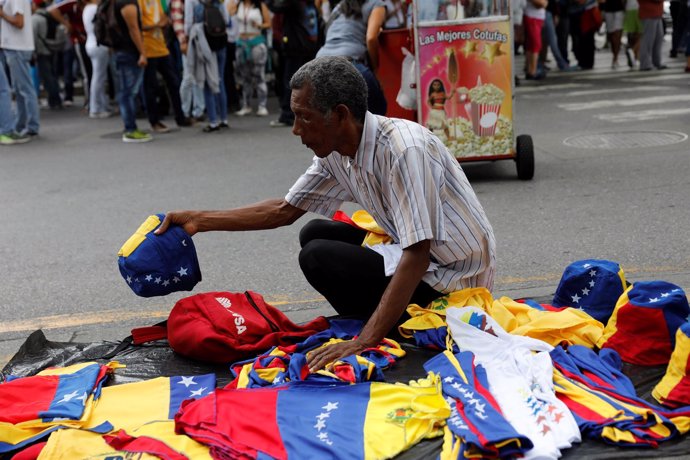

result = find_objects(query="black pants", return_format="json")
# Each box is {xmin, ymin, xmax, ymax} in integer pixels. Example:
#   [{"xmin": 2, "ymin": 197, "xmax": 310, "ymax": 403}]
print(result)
[
  {"xmin": 143, "ymin": 54, "xmax": 185, "ymax": 125},
  {"xmin": 278, "ymin": 54, "xmax": 312, "ymax": 124},
  {"xmin": 298, "ymin": 219, "xmax": 443, "ymax": 321}
]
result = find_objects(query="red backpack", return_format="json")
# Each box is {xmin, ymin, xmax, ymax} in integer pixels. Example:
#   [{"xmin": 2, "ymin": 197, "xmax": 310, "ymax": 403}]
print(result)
[{"xmin": 131, "ymin": 291, "xmax": 329, "ymax": 363}]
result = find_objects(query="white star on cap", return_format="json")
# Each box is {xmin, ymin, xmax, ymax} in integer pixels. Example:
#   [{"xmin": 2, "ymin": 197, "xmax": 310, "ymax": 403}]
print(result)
[
  {"xmin": 318, "ymin": 432, "xmax": 328, "ymax": 440},
  {"xmin": 162, "ymin": 280, "xmax": 170, "ymax": 287},
  {"xmin": 173, "ymin": 276, "xmax": 181, "ymax": 283},
  {"xmin": 154, "ymin": 277, "xmax": 162, "ymax": 284},
  {"xmin": 145, "ymin": 274, "xmax": 153, "ymax": 282},
  {"xmin": 583, "ymin": 263, "xmax": 591, "ymax": 268},
  {"xmin": 316, "ymin": 412, "xmax": 330, "ymax": 420},
  {"xmin": 649, "ymin": 297, "xmax": 660, "ymax": 303},
  {"xmin": 589, "ymin": 270, "xmax": 597, "ymax": 277},
  {"xmin": 314, "ymin": 419, "xmax": 326, "ymax": 430},
  {"xmin": 589, "ymin": 280, "xmax": 596, "ymax": 287},
  {"xmin": 177, "ymin": 267, "xmax": 188, "ymax": 276},
  {"xmin": 126, "ymin": 276, "xmax": 132, "ymax": 284},
  {"xmin": 443, "ymin": 376, "xmax": 454, "ymax": 383},
  {"xmin": 178, "ymin": 376, "xmax": 196, "ymax": 388},
  {"xmin": 661, "ymin": 292, "xmax": 670, "ymax": 298},
  {"xmin": 582, "ymin": 287, "xmax": 590, "ymax": 296},
  {"xmin": 181, "ymin": 239, "xmax": 187, "ymax": 247},
  {"xmin": 571, "ymin": 293, "xmax": 581, "ymax": 303}
]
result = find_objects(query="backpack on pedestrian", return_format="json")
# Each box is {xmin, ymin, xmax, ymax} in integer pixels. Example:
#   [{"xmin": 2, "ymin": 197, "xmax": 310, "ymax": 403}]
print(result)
[
  {"xmin": 37, "ymin": 11, "xmax": 68, "ymax": 53},
  {"xmin": 200, "ymin": 0, "xmax": 228, "ymax": 52},
  {"xmin": 93, "ymin": 0, "xmax": 125, "ymax": 47}
]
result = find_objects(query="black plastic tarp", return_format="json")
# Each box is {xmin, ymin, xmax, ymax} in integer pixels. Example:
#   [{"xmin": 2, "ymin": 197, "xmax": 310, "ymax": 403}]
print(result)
[{"xmin": 2, "ymin": 329, "xmax": 689, "ymax": 459}]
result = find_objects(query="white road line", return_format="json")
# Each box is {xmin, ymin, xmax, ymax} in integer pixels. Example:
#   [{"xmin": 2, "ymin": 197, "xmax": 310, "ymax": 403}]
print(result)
[
  {"xmin": 623, "ymin": 73, "xmax": 690, "ymax": 83},
  {"xmin": 521, "ymin": 85, "xmax": 667, "ymax": 99},
  {"xmin": 557, "ymin": 94, "xmax": 690, "ymax": 111},
  {"xmin": 596, "ymin": 107, "xmax": 690, "ymax": 122},
  {"xmin": 515, "ymin": 83, "xmax": 591, "ymax": 94}
]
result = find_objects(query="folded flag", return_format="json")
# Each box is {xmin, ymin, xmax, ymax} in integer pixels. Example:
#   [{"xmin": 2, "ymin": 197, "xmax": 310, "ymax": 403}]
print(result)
[
  {"xmin": 597, "ymin": 281, "xmax": 690, "ymax": 365},
  {"xmin": 424, "ymin": 350, "xmax": 534, "ymax": 459},
  {"xmin": 0, "ymin": 362, "xmax": 117, "ymax": 454},
  {"xmin": 653, "ymin": 322, "xmax": 690, "ymax": 408},
  {"xmin": 83, "ymin": 374, "xmax": 216, "ymax": 432},
  {"xmin": 176, "ymin": 380, "xmax": 449, "ymax": 460},
  {"xmin": 118, "ymin": 214, "xmax": 202, "ymax": 297}
]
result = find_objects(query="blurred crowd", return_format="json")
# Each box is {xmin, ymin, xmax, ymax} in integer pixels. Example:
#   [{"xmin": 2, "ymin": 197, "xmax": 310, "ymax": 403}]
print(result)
[
  {"xmin": 513, "ymin": 0, "xmax": 690, "ymax": 80},
  {"xmin": 0, "ymin": 0, "xmax": 408, "ymax": 144},
  {"xmin": 0, "ymin": 0, "xmax": 687, "ymax": 145}
]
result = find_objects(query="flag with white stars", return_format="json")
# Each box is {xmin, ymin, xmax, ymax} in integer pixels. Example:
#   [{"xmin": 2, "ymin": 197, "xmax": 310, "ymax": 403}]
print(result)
[
  {"xmin": 598, "ymin": 281, "xmax": 690, "ymax": 366},
  {"xmin": 118, "ymin": 214, "xmax": 202, "ymax": 298},
  {"xmin": 552, "ymin": 259, "xmax": 628, "ymax": 324},
  {"xmin": 176, "ymin": 379, "xmax": 449, "ymax": 460},
  {"xmin": 0, "ymin": 361, "xmax": 118, "ymax": 453}
]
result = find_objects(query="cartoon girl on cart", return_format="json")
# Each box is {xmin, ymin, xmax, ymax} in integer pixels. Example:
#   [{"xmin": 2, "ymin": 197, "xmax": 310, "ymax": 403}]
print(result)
[{"xmin": 426, "ymin": 78, "xmax": 455, "ymax": 140}]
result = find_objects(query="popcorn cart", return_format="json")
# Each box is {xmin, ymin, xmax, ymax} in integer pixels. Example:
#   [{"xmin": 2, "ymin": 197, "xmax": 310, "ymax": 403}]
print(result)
[{"xmin": 408, "ymin": 0, "xmax": 534, "ymax": 180}]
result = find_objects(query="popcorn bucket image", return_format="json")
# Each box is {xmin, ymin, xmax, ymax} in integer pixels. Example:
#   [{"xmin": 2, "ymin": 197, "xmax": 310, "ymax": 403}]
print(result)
[
  {"xmin": 470, "ymin": 102, "xmax": 501, "ymax": 137},
  {"xmin": 468, "ymin": 82, "xmax": 505, "ymax": 137}
]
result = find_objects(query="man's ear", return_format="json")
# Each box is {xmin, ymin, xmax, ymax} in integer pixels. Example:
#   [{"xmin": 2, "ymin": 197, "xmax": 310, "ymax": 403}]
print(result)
[{"xmin": 333, "ymin": 104, "xmax": 352, "ymax": 124}]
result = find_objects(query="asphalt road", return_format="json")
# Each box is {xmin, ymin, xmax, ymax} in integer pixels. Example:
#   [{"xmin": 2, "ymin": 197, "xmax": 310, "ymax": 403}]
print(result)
[{"xmin": 1, "ymin": 41, "xmax": 689, "ymax": 367}]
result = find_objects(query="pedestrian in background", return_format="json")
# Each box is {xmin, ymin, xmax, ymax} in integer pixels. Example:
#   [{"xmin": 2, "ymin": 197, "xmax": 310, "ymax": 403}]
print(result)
[
  {"xmin": 83, "ymin": 0, "xmax": 112, "ymax": 118},
  {"xmin": 638, "ymin": 0, "xmax": 666, "ymax": 70}
]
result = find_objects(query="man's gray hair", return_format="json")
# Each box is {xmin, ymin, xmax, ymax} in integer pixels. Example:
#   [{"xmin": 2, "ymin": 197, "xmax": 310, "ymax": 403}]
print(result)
[{"xmin": 290, "ymin": 56, "xmax": 368, "ymax": 123}]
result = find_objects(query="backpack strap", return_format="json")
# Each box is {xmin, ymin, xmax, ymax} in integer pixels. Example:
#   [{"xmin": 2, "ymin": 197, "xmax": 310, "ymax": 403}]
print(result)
[{"xmin": 99, "ymin": 320, "xmax": 168, "ymax": 360}]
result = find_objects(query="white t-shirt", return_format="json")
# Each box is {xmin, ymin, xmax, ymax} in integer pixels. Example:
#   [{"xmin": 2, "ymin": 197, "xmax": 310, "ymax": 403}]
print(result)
[
  {"xmin": 82, "ymin": 3, "xmax": 99, "ymax": 50},
  {"xmin": 0, "ymin": 0, "xmax": 34, "ymax": 51}
]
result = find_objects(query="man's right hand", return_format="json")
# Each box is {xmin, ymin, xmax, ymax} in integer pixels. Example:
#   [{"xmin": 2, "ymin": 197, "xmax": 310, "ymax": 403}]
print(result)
[
  {"xmin": 155, "ymin": 211, "xmax": 201, "ymax": 236},
  {"xmin": 138, "ymin": 54, "xmax": 148, "ymax": 67}
]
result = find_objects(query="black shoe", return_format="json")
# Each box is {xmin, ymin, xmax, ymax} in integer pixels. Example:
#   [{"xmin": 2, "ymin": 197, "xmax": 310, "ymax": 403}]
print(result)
[
  {"xmin": 670, "ymin": 49, "xmax": 678, "ymax": 58},
  {"xmin": 202, "ymin": 124, "xmax": 220, "ymax": 133},
  {"xmin": 25, "ymin": 131, "xmax": 39, "ymax": 137},
  {"xmin": 625, "ymin": 48, "xmax": 634, "ymax": 68},
  {"xmin": 176, "ymin": 117, "xmax": 194, "ymax": 127},
  {"xmin": 655, "ymin": 64, "xmax": 668, "ymax": 70},
  {"xmin": 219, "ymin": 121, "xmax": 230, "ymax": 129},
  {"xmin": 195, "ymin": 114, "xmax": 206, "ymax": 123}
]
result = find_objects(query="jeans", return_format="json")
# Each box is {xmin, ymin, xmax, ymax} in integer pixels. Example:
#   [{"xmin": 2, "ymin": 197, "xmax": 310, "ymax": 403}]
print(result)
[
  {"xmin": 114, "ymin": 51, "xmax": 144, "ymax": 132},
  {"xmin": 144, "ymin": 54, "xmax": 185, "ymax": 125},
  {"xmin": 87, "ymin": 44, "xmax": 110, "ymax": 115},
  {"xmin": 353, "ymin": 61, "xmax": 387, "ymax": 116},
  {"xmin": 36, "ymin": 54, "xmax": 62, "ymax": 108},
  {"xmin": 203, "ymin": 47, "xmax": 227, "ymax": 125},
  {"xmin": 180, "ymin": 55, "xmax": 205, "ymax": 118},
  {"xmin": 544, "ymin": 11, "xmax": 570, "ymax": 69},
  {"xmin": 4, "ymin": 49, "xmax": 40, "ymax": 134},
  {"xmin": 0, "ymin": 52, "xmax": 15, "ymax": 135}
]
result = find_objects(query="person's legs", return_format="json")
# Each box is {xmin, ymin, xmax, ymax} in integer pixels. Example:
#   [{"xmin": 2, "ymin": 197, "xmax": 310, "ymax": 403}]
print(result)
[
  {"xmin": 298, "ymin": 220, "xmax": 442, "ymax": 319},
  {"xmin": 639, "ymin": 18, "xmax": 654, "ymax": 69},
  {"xmin": 62, "ymin": 44, "xmax": 75, "ymax": 104},
  {"xmin": 143, "ymin": 57, "xmax": 163, "ymax": 127},
  {"xmin": 249, "ymin": 43, "xmax": 268, "ymax": 113},
  {"xmin": 88, "ymin": 46, "xmax": 110, "ymax": 115},
  {"xmin": 545, "ymin": 12, "xmax": 569, "ymax": 70},
  {"xmin": 215, "ymin": 47, "xmax": 228, "ymax": 122},
  {"xmin": 235, "ymin": 45, "xmax": 252, "ymax": 113},
  {"xmin": 353, "ymin": 62, "xmax": 387, "ymax": 115},
  {"xmin": 203, "ymin": 52, "xmax": 220, "ymax": 128},
  {"xmin": 75, "ymin": 42, "xmax": 92, "ymax": 109},
  {"xmin": 276, "ymin": 55, "xmax": 307, "ymax": 124},
  {"xmin": 157, "ymin": 53, "xmax": 187, "ymax": 125},
  {"xmin": 5, "ymin": 49, "xmax": 40, "ymax": 134},
  {"xmin": 115, "ymin": 51, "xmax": 144, "ymax": 133},
  {"xmin": 36, "ymin": 54, "xmax": 62, "ymax": 108},
  {"xmin": 651, "ymin": 17, "xmax": 665, "ymax": 67},
  {"xmin": 0, "ymin": 52, "xmax": 16, "ymax": 135},
  {"xmin": 224, "ymin": 41, "xmax": 240, "ymax": 112}
]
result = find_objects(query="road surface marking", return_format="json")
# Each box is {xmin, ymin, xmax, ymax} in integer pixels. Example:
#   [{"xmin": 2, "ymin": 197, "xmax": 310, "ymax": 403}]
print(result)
[
  {"xmin": 596, "ymin": 107, "xmax": 690, "ymax": 122},
  {"xmin": 558, "ymin": 94, "xmax": 690, "ymax": 111}
]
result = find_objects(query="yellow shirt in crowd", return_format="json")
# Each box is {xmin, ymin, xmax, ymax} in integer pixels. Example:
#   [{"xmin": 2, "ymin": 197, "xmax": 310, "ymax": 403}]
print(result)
[{"xmin": 138, "ymin": 0, "xmax": 170, "ymax": 58}]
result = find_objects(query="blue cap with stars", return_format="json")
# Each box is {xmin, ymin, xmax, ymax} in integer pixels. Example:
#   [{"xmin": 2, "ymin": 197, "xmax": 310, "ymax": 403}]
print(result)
[
  {"xmin": 118, "ymin": 214, "xmax": 201, "ymax": 297},
  {"xmin": 552, "ymin": 259, "xmax": 627, "ymax": 324}
]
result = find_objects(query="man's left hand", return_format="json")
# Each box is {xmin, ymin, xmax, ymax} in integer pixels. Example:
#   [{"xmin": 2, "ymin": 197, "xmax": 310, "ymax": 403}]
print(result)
[{"xmin": 307, "ymin": 339, "xmax": 367, "ymax": 372}]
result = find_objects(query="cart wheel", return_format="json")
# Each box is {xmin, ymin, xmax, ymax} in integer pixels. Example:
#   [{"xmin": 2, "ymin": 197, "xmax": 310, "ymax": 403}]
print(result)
[{"xmin": 515, "ymin": 134, "xmax": 535, "ymax": 180}]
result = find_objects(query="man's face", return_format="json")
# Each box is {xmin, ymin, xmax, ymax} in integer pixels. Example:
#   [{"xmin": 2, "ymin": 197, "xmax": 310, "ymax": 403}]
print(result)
[{"xmin": 290, "ymin": 85, "xmax": 337, "ymax": 158}]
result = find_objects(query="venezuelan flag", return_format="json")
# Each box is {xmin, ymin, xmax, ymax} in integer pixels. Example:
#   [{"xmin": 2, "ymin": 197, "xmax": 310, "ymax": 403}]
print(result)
[
  {"xmin": 176, "ymin": 380, "xmax": 449, "ymax": 460},
  {"xmin": 653, "ymin": 322, "xmax": 690, "ymax": 408},
  {"xmin": 0, "ymin": 362, "xmax": 116, "ymax": 454}
]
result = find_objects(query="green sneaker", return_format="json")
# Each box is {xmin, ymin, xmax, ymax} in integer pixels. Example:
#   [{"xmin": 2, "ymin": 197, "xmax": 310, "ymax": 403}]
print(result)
[
  {"xmin": 122, "ymin": 129, "xmax": 153, "ymax": 143},
  {"xmin": 0, "ymin": 132, "xmax": 32, "ymax": 145}
]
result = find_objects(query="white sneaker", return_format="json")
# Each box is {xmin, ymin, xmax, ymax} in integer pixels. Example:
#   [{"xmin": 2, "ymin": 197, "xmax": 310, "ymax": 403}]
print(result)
[
  {"xmin": 235, "ymin": 106, "xmax": 252, "ymax": 116},
  {"xmin": 256, "ymin": 107, "xmax": 269, "ymax": 117},
  {"xmin": 89, "ymin": 111, "xmax": 113, "ymax": 119}
]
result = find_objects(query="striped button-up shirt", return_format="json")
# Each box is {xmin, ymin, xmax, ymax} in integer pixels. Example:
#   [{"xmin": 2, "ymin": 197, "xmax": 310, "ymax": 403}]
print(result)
[{"xmin": 286, "ymin": 112, "xmax": 496, "ymax": 293}]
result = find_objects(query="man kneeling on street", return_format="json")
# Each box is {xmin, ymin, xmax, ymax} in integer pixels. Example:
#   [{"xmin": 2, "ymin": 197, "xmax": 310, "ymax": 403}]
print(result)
[{"xmin": 156, "ymin": 56, "xmax": 496, "ymax": 371}]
